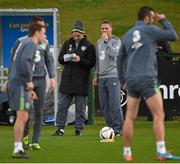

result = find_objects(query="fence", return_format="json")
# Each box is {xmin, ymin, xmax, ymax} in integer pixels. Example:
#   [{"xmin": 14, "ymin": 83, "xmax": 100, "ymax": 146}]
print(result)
[{"xmin": 1, "ymin": 53, "xmax": 180, "ymax": 124}]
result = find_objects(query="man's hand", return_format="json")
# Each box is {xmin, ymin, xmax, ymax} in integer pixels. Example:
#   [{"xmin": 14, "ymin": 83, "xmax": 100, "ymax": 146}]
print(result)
[
  {"xmin": 92, "ymin": 77, "xmax": 98, "ymax": 86},
  {"xmin": 49, "ymin": 78, "xmax": 55, "ymax": 91},
  {"xmin": 155, "ymin": 13, "xmax": 166, "ymax": 21},
  {"xmin": 29, "ymin": 90, "xmax": 38, "ymax": 100},
  {"xmin": 122, "ymin": 83, "xmax": 127, "ymax": 91},
  {"xmin": 101, "ymin": 33, "xmax": 108, "ymax": 42},
  {"xmin": 27, "ymin": 82, "xmax": 34, "ymax": 91},
  {"xmin": 72, "ymin": 55, "xmax": 80, "ymax": 62}
]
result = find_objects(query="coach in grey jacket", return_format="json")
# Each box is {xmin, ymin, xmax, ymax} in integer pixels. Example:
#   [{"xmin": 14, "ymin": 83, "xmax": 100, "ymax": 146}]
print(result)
[
  {"xmin": 117, "ymin": 6, "xmax": 180, "ymax": 161},
  {"xmin": 93, "ymin": 20, "xmax": 124, "ymax": 136}
]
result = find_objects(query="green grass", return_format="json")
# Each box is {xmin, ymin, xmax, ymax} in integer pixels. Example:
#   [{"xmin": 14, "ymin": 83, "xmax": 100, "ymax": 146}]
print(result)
[
  {"xmin": 0, "ymin": 1, "xmax": 180, "ymax": 162},
  {"xmin": 0, "ymin": 0, "xmax": 180, "ymax": 51},
  {"xmin": 0, "ymin": 122, "xmax": 180, "ymax": 163}
]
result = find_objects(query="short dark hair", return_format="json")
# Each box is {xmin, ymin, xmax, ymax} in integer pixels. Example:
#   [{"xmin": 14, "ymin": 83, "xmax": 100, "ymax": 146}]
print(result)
[
  {"xmin": 101, "ymin": 20, "xmax": 112, "ymax": 27},
  {"xmin": 29, "ymin": 16, "xmax": 44, "ymax": 24},
  {"xmin": 28, "ymin": 23, "xmax": 46, "ymax": 37},
  {"xmin": 138, "ymin": 6, "xmax": 154, "ymax": 20}
]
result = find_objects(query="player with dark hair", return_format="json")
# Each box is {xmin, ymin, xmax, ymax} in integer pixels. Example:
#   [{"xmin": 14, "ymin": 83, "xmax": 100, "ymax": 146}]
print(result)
[
  {"xmin": 117, "ymin": 6, "xmax": 180, "ymax": 161},
  {"xmin": 29, "ymin": 16, "xmax": 45, "ymax": 25}
]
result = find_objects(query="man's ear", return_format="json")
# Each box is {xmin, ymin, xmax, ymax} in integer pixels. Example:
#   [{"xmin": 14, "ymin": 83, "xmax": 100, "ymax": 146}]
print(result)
[
  {"xmin": 34, "ymin": 31, "xmax": 39, "ymax": 37},
  {"xmin": 144, "ymin": 16, "xmax": 149, "ymax": 24}
]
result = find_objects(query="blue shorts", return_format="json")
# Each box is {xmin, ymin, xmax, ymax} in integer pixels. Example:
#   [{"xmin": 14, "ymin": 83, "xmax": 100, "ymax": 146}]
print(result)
[
  {"xmin": 7, "ymin": 83, "xmax": 32, "ymax": 111},
  {"xmin": 127, "ymin": 84, "xmax": 160, "ymax": 100}
]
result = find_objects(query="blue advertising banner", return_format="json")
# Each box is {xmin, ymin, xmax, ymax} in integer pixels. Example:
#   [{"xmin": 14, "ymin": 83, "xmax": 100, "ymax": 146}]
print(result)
[{"xmin": 1, "ymin": 15, "xmax": 53, "ymax": 67}]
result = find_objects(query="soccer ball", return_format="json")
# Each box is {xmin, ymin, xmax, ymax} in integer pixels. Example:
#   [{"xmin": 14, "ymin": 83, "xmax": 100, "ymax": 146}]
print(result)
[{"xmin": 99, "ymin": 126, "xmax": 115, "ymax": 140}]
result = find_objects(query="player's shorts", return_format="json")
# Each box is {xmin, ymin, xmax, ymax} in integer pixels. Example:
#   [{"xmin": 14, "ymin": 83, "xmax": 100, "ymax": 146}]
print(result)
[
  {"xmin": 127, "ymin": 84, "xmax": 160, "ymax": 100},
  {"xmin": 7, "ymin": 83, "xmax": 32, "ymax": 111}
]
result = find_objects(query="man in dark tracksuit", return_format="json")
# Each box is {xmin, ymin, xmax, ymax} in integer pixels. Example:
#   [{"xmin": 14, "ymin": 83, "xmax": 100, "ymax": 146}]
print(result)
[
  {"xmin": 8, "ymin": 24, "xmax": 46, "ymax": 158},
  {"xmin": 53, "ymin": 20, "xmax": 96, "ymax": 136},
  {"xmin": 117, "ymin": 6, "xmax": 180, "ymax": 161},
  {"xmin": 10, "ymin": 17, "xmax": 55, "ymax": 150}
]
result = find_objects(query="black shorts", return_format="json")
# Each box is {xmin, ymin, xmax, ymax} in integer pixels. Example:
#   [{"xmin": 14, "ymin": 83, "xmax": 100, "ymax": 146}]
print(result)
[
  {"xmin": 7, "ymin": 83, "xmax": 32, "ymax": 111},
  {"xmin": 127, "ymin": 84, "xmax": 160, "ymax": 100}
]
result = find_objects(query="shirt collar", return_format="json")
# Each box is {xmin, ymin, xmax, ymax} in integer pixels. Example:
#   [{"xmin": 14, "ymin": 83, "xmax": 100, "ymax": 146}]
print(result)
[{"xmin": 134, "ymin": 20, "xmax": 147, "ymax": 26}]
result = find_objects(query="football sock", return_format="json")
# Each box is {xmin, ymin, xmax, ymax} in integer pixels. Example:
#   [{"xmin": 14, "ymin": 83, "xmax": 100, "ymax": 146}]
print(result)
[
  {"xmin": 14, "ymin": 142, "xmax": 24, "ymax": 153},
  {"xmin": 123, "ymin": 147, "xmax": 132, "ymax": 156},
  {"xmin": 156, "ymin": 141, "xmax": 166, "ymax": 154}
]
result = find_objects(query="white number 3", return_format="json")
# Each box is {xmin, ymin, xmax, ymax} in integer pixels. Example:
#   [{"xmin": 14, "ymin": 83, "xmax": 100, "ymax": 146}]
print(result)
[
  {"xmin": 34, "ymin": 50, "xmax": 41, "ymax": 63},
  {"xmin": 132, "ymin": 30, "xmax": 141, "ymax": 42}
]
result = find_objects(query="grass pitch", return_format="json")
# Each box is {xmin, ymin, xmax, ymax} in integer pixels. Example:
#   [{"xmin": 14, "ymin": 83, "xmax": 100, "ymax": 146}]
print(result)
[{"xmin": 0, "ymin": 121, "xmax": 180, "ymax": 163}]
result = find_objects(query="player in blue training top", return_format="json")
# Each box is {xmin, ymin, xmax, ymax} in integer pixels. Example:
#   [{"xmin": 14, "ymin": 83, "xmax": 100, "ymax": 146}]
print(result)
[
  {"xmin": 117, "ymin": 6, "xmax": 180, "ymax": 161},
  {"xmin": 10, "ymin": 17, "xmax": 55, "ymax": 150},
  {"xmin": 8, "ymin": 23, "xmax": 47, "ymax": 158}
]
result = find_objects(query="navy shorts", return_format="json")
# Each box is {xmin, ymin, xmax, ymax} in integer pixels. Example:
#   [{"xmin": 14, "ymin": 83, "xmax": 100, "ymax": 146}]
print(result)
[
  {"xmin": 7, "ymin": 83, "xmax": 32, "ymax": 111},
  {"xmin": 127, "ymin": 84, "xmax": 160, "ymax": 100}
]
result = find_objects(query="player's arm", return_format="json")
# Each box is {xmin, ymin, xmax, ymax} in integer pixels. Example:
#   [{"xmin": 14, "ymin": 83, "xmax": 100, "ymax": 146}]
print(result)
[
  {"xmin": 151, "ymin": 14, "xmax": 178, "ymax": 41},
  {"xmin": 20, "ymin": 42, "xmax": 36, "ymax": 84},
  {"xmin": 8, "ymin": 39, "xmax": 21, "ymax": 73},
  {"xmin": 44, "ymin": 41, "xmax": 55, "ymax": 79},
  {"xmin": 44, "ymin": 42, "xmax": 56, "ymax": 91},
  {"xmin": 117, "ymin": 42, "xmax": 127, "ymax": 87}
]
